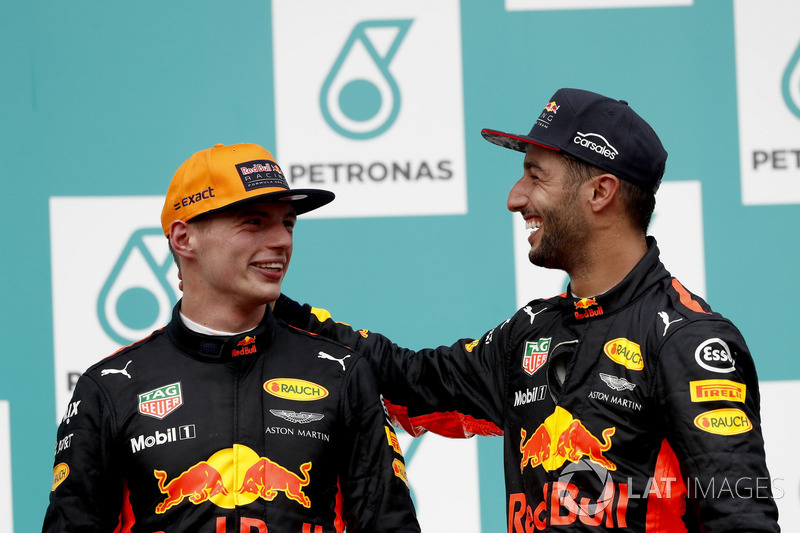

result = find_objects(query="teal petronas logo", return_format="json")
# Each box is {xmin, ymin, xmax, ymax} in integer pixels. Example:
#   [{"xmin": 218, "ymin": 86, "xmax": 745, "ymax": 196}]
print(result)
[
  {"xmin": 783, "ymin": 38, "xmax": 800, "ymax": 119},
  {"xmin": 97, "ymin": 228, "xmax": 179, "ymax": 345},
  {"xmin": 320, "ymin": 20, "xmax": 413, "ymax": 140}
]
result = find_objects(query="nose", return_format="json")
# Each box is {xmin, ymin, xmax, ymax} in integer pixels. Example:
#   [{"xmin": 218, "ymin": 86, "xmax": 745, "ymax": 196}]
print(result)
[
  {"xmin": 267, "ymin": 222, "xmax": 293, "ymax": 251},
  {"xmin": 507, "ymin": 177, "xmax": 528, "ymax": 213}
]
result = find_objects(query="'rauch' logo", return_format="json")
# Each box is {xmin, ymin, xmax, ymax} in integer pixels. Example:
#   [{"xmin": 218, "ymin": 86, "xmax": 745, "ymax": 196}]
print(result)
[
  {"xmin": 264, "ymin": 379, "xmax": 329, "ymax": 401},
  {"xmin": 320, "ymin": 19, "xmax": 412, "ymax": 140},
  {"xmin": 97, "ymin": 228, "xmax": 179, "ymax": 345},
  {"xmin": 783, "ymin": 38, "xmax": 800, "ymax": 120}
]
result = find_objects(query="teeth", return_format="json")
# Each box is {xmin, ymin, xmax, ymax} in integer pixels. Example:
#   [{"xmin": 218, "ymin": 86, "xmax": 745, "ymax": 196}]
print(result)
[
  {"xmin": 255, "ymin": 262, "xmax": 283, "ymax": 270},
  {"xmin": 526, "ymin": 220, "xmax": 542, "ymax": 233}
]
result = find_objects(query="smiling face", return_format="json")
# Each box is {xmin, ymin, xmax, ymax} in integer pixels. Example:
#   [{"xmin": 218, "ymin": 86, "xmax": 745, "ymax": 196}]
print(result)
[
  {"xmin": 187, "ymin": 201, "xmax": 297, "ymax": 310},
  {"xmin": 506, "ymin": 144, "xmax": 592, "ymax": 273}
]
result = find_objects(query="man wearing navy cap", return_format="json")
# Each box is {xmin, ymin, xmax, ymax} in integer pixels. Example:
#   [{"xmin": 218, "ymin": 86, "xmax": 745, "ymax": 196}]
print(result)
[
  {"xmin": 43, "ymin": 143, "xmax": 420, "ymax": 532},
  {"xmin": 276, "ymin": 90, "xmax": 780, "ymax": 531}
]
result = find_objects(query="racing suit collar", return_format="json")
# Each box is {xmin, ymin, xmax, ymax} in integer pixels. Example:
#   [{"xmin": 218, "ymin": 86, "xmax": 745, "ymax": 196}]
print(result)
[
  {"xmin": 166, "ymin": 300, "xmax": 278, "ymax": 361},
  {"xmin": 563, "ymin": 236, "xmax": 669, "ymax": 324}
]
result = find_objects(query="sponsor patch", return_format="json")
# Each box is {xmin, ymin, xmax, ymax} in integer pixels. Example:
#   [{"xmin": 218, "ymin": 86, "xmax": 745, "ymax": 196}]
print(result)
[
  {"xmin": 694, "ymin": 338, "xmax": 736, "ymax": 373},
  {"xmin": 694, "ymin": 408, "xmax": 752, "ymax": 435},
  {"xmin": 235, "ymin": 160, "xmax": 288, "ymax": 192},
  {"xmin": 690, "ymin": 380, "xmax": 746, "ymax": 403},
  {"xmin": 392, "ymin": 458, "xmax": 409, "ymax": 487},
  {"xmin": 270, "ymin": 410, "xmax": 325, "ymax": 424},
  {"xmin": 264, "ymin": 379, "xmax": 329, "ymax": 401},
  {"xmin": 514, "ymin": 385, "xmax": 548, "ymax": 407},
  {"xmin": 522, "ymin": 338, "xmax": 551, "ymax": 375},
  {"xmin": 233, "ymin": 336, "xmax": 257, "ymax": 357},
  {"xmin": 139, "ymin": 383, "xmax": 183, "ymax": 420},
  {"xmin": 603, "ymin": 338, "xmax": 644, "ymax": 371},
  {"xmin": 599, "ymin": 373, "xmax": 636, "ymax": 392},
  {"xmin": 52, "ymin": 463, "xmax": 69, "ymax": 491},
  {"xmin": 465, "ymin": 339, "xmax": 480, "ymax": 352},
  {"xmin": 386, "ymin": 426, "xmax": 403, "ymax": 454}
]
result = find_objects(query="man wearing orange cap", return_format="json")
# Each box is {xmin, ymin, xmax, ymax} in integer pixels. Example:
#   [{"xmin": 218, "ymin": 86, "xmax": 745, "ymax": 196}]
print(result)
[{"xmin": 43, "ymin": 143, "xmax": 420, "ymax": 532}]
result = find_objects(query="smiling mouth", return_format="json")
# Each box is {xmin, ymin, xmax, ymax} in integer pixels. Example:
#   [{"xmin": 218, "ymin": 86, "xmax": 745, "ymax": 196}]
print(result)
[
  {"xmin": 253, "ymin": 262, "xmax": 283, "ymax": 272},
  {"xmin": 526, "ymin": 218, "xmax": 542, "ymax": 234}
]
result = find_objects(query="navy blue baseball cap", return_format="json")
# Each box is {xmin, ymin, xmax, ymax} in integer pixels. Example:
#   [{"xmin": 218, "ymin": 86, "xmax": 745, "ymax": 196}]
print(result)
[{"xmin": 481, "ymin": 88, "xmax": 668, "ymax": 192}]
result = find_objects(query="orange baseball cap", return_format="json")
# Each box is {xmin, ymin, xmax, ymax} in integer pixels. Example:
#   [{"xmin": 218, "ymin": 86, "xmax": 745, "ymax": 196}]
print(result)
[{"xmin": 161, "ymin": 143, "xmax": 334, "ymax": 235}]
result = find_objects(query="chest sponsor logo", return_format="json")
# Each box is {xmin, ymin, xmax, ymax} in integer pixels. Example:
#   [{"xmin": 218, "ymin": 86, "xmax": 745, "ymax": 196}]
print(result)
[
  {"xmin": 130, "ymin": 425, "xmax": 197, "ymax": 454},
  {"xmin": 588, "ymin": 390, "xmax": 643, "ymax": 411},
  {"xmin": 689, "ymin": 379, "xmax": 746, "ymax": 403},
  {"xmin": 51, "ymin": 463, "xmax": 69, "ymax": 491},
  {"xmin": 522, "ymin": 337, "xmax": 551, "ymax": 375},
  {"xmin": 138, "ymin": 382, "xmax": 183, "ymax": 419},
  {"xmin": 233, "ymin": 336, "xmax": 257, "ymax": 357},
  {"xmin": 694, "ymin": 408, "xmax": 752, "ymax": 435},
  {"xmin": 270, "ymin": 409, "xmax": 325, "ymax": 424},
  {"xmin": 519, "ymin": 406, "xmax": 616, "ymax": 473},
  {"xmin": 514, "ymin": 384, "xmax": 548, "ymax": 407},
  {"xmin": 574, "ymin": 298, "xmax": 604, "ymax": 320},
  {"xmin": 599, "ymin": 373, "xmax": 636, "ymax": 392},
  {"xmin": 264, "ymin": 379, "xmax": 329, "ymax": 401},
  {"xmin": 153, "ymin": 444, "xmax": 312, "ymax": 513},
  {"xmin": 603, "ymin": 338, "xmax": 643, "ymax": 371},
  {"xmin": 317, "ymin": 351, "xmax": 350, "ymax": 371},
  {"xmin": 694, "ymin": 338, "xmax": 736, "ymax": 373}
]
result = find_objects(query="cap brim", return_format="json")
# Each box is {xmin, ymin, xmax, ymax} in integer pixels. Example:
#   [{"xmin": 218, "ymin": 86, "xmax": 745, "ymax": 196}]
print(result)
[
  {"xmin": 193, "ymin": 188, "xmax": 335, "ymax": 221},
  {"xmin": 481, "ymin": 128, "xmax": 561, "ymax": 154}
]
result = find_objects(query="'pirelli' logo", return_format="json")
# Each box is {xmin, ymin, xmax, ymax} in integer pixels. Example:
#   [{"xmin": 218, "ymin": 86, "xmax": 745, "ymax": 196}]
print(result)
[{"xmin": 689, "ymin": 379, "xmax": 746, "ymax": 403}]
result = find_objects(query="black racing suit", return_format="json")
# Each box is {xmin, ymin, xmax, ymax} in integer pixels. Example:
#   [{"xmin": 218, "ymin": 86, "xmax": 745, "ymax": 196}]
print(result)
[
  {"xmin": 43, "ymin": 302, "xmax": 419, "ymax": 533},
  {"xmin": 275, "ymin": 238, "xmax": 780, "ymax": 532}
]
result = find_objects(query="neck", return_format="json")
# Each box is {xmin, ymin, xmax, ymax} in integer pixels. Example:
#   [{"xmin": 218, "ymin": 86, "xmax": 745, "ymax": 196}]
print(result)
[
  {"xmin": 568, "ymin": 232, "xmax": 648, "ymax": 298},
  {"xmin": 179, "ymin": 292, "xmax": 269, "ymax": 333}
]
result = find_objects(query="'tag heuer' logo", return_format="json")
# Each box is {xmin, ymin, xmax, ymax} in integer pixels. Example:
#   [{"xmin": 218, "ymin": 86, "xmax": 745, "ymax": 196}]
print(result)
[
  {"xmin": 522, "ymin": 338, "xmax": 551, "ymax": 376},
  {"xmin": 689, "ymin": 380, "xmax": 746, "ymax": 403},
  {"xmin": 264, "ymin": 379, "xmax": 329, "ymax": 401},
  {"xmin": 603, "ymin": 338, "xmax": 644, "ymax": 371},
  {"xmin": 233, "ymin": 336, "xmax": 257, "ymax": 357},
  {"xmin": 694, "ymin": 408, "xmax": 752, "ymax": 436},
  {"xmin": 139, "ymin": 382, "xmax": 183, "ymax": 420}
]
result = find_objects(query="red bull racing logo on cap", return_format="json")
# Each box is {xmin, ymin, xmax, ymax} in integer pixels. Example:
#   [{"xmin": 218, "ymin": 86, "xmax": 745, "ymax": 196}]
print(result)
[
  {"xmin": 138, "ymin": 382, "xmax": 183, "ymax": 420},
  {"xmin": 235, "ymin": 159, "xmax": 288, "ymax": 192},
  {"xmin": 154, "ymin": 444, "xmax": 312, "ymax": 513},
  {"xmin": 519, "ymin": 407, "xmax": 616, "ymax": 474}
]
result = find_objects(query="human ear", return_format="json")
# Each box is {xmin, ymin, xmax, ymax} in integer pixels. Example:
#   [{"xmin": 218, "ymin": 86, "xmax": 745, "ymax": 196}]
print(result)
[
  {"xmin": 589, "ymin": 174, "xmax": 619, "ymax": 213},
  {"xmin": 168, "ymin": 220, "xmax": 194, "ymax": 260}
]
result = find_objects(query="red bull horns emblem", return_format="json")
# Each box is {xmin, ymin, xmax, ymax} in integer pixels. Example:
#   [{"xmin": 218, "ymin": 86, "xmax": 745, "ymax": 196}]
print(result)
[
  {"xmin": 153, "ymin": 444, "xmax": 312, "ymax": 514},
  {"xmin": 574, "ymin": 298, "xmax": 604, "ymax": 320},
  {"xmin": 233, "ymin": 336, "xmax": 257, "ymax": 357},
  {"xmin": 520, "ymin": 407, "xmax": 616, "ymax": 473},
  {"xmin": 513, "ymin": 407, "xmax": 628, "ymax": 530}
]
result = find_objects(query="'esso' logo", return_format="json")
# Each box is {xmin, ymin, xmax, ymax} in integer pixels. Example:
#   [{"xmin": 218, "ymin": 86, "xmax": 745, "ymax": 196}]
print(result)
[{"xmin": 694, "ymin": 338, "xmax": 735, "ymax": 373}]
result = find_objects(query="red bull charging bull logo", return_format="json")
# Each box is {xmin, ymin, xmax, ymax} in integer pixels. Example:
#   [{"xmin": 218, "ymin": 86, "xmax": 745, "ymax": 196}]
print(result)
[
  {"xmin": 520, "ymin": 407, "xmax": 616, "ymax": 473},
  {"xmin": 153, "ymin": 444, "xmax": 312, "ymax": 513},
  {"xmin": 574, "ymin": 298, "xmax": 604, "ymax": 320}
]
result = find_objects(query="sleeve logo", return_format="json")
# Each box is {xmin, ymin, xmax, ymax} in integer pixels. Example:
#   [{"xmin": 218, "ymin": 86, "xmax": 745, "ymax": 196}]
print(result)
[
  {"xmin": 694, "ymin": 338, "xmax": 736, "ymax": 373},
  {"xmin": 694, "ymin": 408, "xmax": 752, "ymax": 435}
]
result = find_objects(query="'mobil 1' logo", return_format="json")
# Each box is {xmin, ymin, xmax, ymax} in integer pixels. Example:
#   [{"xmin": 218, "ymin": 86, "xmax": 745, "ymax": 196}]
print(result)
[{"xmin": 320, "ymin": 19, "xmax": 412, "ymax": 140}]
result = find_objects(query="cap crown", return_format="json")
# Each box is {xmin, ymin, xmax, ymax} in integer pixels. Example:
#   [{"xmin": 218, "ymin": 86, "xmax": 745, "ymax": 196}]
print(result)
[{"xmin": 161, "ymin": 143, "xmax": 333, "ymax": 235}]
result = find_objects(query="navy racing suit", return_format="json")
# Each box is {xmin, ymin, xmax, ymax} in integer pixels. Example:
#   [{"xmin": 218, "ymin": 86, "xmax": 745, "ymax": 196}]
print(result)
[
  {"xmin": 43, "ymin": 302, "xmax": 420, "ymax": 533},
  {"xmin": 275, "ymin": 238, "xmax": 779, "ymax": 532}
]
